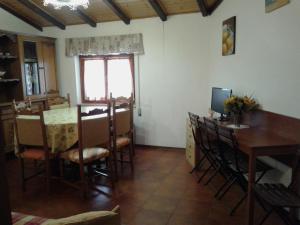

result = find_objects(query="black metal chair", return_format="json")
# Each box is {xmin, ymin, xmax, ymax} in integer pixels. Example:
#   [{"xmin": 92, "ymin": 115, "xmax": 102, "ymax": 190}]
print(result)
[
  {"xmin": 196, "ymin": 117, "xmax": 223, "ymax": 183},
  {"xmin": 213, "ymin": 122, "xmax": 274, "ymax": 216},
  {"xmin": 254, "ymin": 183, "xmax": 300, "ymax": 225},
  {"xmin": 202, "ymin": 118, "xmax": 236, "ymax": 189},
  {"xmin": 188, "ymin": 113, "xmax": 218, "ymax": 179}
]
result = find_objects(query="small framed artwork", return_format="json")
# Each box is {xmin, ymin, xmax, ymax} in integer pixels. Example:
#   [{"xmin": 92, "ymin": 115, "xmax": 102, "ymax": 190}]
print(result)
[
  {"xmin": 265, "ymin": 0, "xmax": 289, "ymax": 13},
  {"xmin": 222, "ymin": 16, "xmax": 236, "ymax": 56}
]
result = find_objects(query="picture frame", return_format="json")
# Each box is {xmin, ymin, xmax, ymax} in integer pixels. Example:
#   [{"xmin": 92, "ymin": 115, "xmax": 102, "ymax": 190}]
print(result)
[
  {"xmin": 222, "ymin": 16, "xmax": 236, "ymax": 56},
  {"xmin": 265, "ymin": 0, "xmax": 289, "ymax": 13}
]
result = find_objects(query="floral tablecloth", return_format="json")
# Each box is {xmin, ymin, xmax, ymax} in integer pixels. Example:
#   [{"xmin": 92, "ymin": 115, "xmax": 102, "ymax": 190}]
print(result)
[
  {"xmin": 44, "ymin": 107, "xmax": 78, "ymax": 153},
  {"xmin": 17, "ymin": 107, "xmax": 78, "ymax": 153}
]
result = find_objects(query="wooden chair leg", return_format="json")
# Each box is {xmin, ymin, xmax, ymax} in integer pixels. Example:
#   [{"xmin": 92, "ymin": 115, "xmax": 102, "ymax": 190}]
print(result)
[
  {"xmin": 59, "ymin": 159, "xmax": 64, "ymax": 180},
  {"xmin": 45, "ymin": 159, "xmax": 50, "ymax": 194},
  {"xmin": 79, "ymin": 163, "xmax": 87, "ymax": 198},
  {"xmin": 107, "ymin": 156, "xmax": 115, "ymax": 189},
  {"xmin": 34, "ymin": 160, "xmax": 38, "ymax": 173},
  {"xmin": 129, "ymin": 142, "xmax": 134, "ymax": 172},
  {"xmin": 20, "ymin": 158, "xmax": 26, "ymax": 192},
  {"xmin": 120, "ymin": 151, "xmax": 124, "ymax": 172},
  {"xmin": 131, "ymin": 133, "xmax": 135, "ymax": 156},
  {"xmin": 112, "ymin": 149, "xmax": 118, "ymax": 181}
]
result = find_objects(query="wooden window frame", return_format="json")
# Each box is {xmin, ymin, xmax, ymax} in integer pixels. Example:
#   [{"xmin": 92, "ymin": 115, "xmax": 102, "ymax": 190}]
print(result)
[{"xmin": 80, "ymin": 54, "xmax": 135, "ymax": 103}]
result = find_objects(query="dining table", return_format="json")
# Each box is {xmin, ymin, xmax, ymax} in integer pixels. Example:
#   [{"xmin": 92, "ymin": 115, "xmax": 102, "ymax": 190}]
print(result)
[
  {"xmin": 17, "ymin": 107, "xmax": 78, "ymax": 153},
  {"xmin": 234, "ymin": 128, "xmax": 300, "ymax": 225},
  {"xmin": 16, "ymin": 106, "xmax": 115, "ymax": 153}
]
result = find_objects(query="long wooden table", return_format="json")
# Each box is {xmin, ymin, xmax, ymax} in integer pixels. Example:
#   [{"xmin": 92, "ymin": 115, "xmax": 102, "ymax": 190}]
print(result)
[
  {"xmin": 234, "ymin": 128, "xmax": 299, "ymax": 225},
  {"xmin": 212, "ymin": 110, "xmax": 300, "ymax": 225},
  {"xmin": 202, "ymin": 110, "xmax": 300, "ymax": 225}
]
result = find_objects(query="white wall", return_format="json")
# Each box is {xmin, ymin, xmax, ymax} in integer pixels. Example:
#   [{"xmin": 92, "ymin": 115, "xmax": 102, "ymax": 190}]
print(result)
[
  {"xmin": 208, "ymin": 0, "xmax": 300, "ymax": 119},
  {"xmin": 43, "ymin": 14, "xmax": 212, "ymax": 148},
  {"xmin": 0, "ymin": 8, "xmax": 42, "ymax": 35}
]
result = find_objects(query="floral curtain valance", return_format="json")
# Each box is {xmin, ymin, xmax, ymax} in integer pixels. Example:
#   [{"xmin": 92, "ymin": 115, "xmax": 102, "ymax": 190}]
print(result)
[{"xmin": 65, "ymin": 33, "xmax": 144, "ymax": 57}]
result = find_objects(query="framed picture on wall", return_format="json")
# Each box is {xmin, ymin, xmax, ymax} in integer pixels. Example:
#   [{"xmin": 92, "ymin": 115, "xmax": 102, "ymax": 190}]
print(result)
[
  {"xmin": 265, "ymin": 0, "xmax": 289, "ymax": 13},
  {"xmin": 222, "ymin": 16, "xmax": 236, "ymax": 56}
]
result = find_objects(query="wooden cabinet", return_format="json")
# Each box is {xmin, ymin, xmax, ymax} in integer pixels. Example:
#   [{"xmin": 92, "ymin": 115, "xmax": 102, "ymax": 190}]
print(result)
[
  {"xmin": 0, "ymin": 106, "xmax": 15, "ymax": 153},
  {"xmin": 0, "ymin": 34, "xmax": 23, "ymax": 102},
  {"xmin": 0, "ymin": 33, "xmax": 58, "ymax": 154},
  {"xmin": 41, "ymin": 41, "xmax": 57, "ymax": 93},
  {"xmin": 18, "ymin": 35, "xmax": 57, "ymax": 98}
]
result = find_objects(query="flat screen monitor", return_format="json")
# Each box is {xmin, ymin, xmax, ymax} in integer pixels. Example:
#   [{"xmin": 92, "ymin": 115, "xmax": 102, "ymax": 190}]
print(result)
[{"xmin": 211, "ymin": 87, "xmax": 232, "ymax": 119}]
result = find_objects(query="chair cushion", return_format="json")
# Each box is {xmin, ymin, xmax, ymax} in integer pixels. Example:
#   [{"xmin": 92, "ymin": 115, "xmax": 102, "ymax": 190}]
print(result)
[
  {"xmin": 116, "ymin": 137, "xmax": 130, "ymax": 150},
  {"xmin": 12, "ymin": 212, "xmax": 53, "ymax": 225},
  {"xmin": 20, "ymin": 149, "xmax": 46, "ymax": 160},
  {"xmin": 60, "ymin": 148, "xmax": 110, "ymax": 164},
  {"xmin": 44, "ymin": 211, "xmax": 120, "ymax": 225}
]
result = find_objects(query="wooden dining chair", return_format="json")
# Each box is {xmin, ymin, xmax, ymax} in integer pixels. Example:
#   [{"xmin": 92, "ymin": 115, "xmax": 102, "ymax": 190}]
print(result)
[
  {"xmin": 14, "ymin": 110, "xmax": 52, "ymax": 193},
  {"xmin": 46, "ymin": 92, "xmax": 71, "ymax": 110},
  {"xmin": 111, "ymin": 94, "xmax": 134, "ymax": 176},
  {"xmin": 12, "ymin": 98, "xmax": 32, "ymax": 115},
  {"xmin": 59, "ymin": 103, "xmax": 115, "ymax": 197}
]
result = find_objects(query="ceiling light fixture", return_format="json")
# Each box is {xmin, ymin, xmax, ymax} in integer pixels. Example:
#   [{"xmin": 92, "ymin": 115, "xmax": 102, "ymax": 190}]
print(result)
[{"xmin": 43, "ymin": 0, "xmax": 89, "ymax": 10}]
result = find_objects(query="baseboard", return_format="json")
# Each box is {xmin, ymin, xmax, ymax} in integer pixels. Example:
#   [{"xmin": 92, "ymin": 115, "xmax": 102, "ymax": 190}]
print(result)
[{"xmin": 135, "ymin": 144, "xmax": 184, "ymax": 151}]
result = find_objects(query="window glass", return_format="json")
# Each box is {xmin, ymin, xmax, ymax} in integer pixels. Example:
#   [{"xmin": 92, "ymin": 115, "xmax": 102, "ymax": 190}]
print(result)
[
  {"xmin": 83, "ymin": 59, "xmax": 105, "ymax": 101},
  {"xmin": 107, "ymin": 58, "xmax": 132, "ymax": 98}
]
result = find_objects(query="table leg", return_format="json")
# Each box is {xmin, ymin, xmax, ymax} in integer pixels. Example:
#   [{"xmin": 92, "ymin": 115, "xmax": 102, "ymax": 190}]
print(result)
[{"xmin": 247, "ymin": 152, "xmax": 256, "ymax": 225}]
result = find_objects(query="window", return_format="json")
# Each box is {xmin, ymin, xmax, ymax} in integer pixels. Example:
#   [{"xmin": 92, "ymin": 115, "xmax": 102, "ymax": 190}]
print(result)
[{"xmin": 80, "ymin": 55, "xmax": 134, "ymax": 102}]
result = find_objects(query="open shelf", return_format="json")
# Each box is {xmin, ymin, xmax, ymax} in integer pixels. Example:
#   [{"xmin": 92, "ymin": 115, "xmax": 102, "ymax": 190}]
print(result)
[
  {"xmin": 0, "ymin": 56, "xmax": 17, "ymax": 61},
  {"xmin": 0, "ymin": 78, "xmax": 20, "ymax": 85}
]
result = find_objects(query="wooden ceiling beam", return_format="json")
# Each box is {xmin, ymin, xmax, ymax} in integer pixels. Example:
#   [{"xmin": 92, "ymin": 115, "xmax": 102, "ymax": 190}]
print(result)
[
  {"xmin": 103, "ymin": 0, "xmax": 130, "ymax": 25},
  {"xmin": 76, "ymin": 8, "xmax": 97, "ymax": 27},
  {"xmin": 207, "ymin": 0, "xmax": 223, "ymax": 15},
  {"xmin": 17, "ymin": 0, "xmax": 65, "ymax": 30},
  {"xmin": 0, "ymin": 3, "xmax": 43, "ymax": 31},
  {"xmin": 196, "ymin": 0, "xmax": 209, "ymax": 17},
  {"xmin": 148, "ymin": 0, "xmax": 167, "ymax": 21}
]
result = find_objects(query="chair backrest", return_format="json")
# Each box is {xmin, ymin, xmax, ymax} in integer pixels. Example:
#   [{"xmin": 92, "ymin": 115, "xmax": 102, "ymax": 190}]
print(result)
[
  {"xmin": 78, "ymin": 103, "xmax": 111, "ymax": 149},
  {"xmin": 15, "ymin": 111, "xmax": 48, "ymax": 148},
  {"xmin": 112, "ymin": 94, "xmax": 133, "ymax": 137},
  {"xmin": 188, "ymin": 112, "xmax": 201, "ymax": 146},
  {"xmin": 197, "ymin": 119, "xmax": 213, "ymax": 151},
  {"xmin": 214, "ymin": 122, "xmax": 242, "ymax": 170},
  {"xmin": 12, "ymin": 98, "xmax": 32, "ymax": 115},
  {"xmin": 203, "ymin": 117, "xmax": 218, "ymax": 142},
  {"xmin": 216, "ymin": 124, "xmax": 236, "ymax": 149},
  {"xmin": 46, "ymin": 92, "xmax": 70, "ymax": 110}
]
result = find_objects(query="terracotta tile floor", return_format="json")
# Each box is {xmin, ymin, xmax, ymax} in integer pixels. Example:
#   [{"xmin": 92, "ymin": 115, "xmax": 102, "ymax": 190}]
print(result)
[{"xmin": 7, "ymin": 147, "xmax": 284, "ymax": 225}]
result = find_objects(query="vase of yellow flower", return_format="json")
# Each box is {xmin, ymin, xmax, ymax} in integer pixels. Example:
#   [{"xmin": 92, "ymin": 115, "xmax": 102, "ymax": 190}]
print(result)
[{"xmin": 224, "ymin": 95, "xmax": 259, "ymax": 127}]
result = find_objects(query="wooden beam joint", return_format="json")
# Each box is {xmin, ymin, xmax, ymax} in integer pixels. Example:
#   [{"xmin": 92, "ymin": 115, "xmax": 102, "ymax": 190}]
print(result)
[
  {"xmin": 197, "ymin": 0, "xmax": 223, "ymax": 16},
  {"xmin": 76, "ymin": 8, "xmax": 97, "ymax": 27},
  {"xmin": 207, "ymin": 0, "xmax": 223, "ymax": 15},
  {"xmin": 148, "ymin": 0, "xmax": 167, "ymax": 21},
  {"xmin": 103, "ymin": 0, "xmax": 130, "ymax": 25},
  {"xmin": 197, "ymin": 0, "xmax": 209, "ymax": 17}
]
